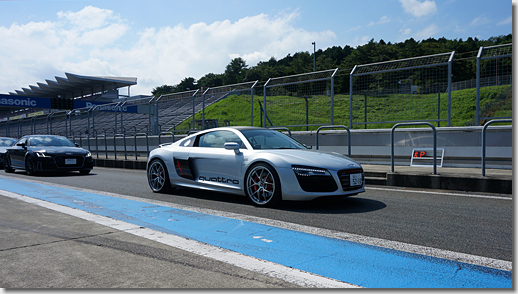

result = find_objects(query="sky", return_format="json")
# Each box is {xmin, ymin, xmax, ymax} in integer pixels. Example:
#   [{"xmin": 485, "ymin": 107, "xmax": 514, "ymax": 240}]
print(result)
[{"xmin": 0, "ymin": 0, "xmax": 513, "ymax": 96}]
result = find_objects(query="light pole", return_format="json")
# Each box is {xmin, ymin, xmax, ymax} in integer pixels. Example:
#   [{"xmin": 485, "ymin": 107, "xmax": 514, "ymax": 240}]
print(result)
[{"xmin": 312, "ymin": 42, "xmax": 316, "ymax": 71}]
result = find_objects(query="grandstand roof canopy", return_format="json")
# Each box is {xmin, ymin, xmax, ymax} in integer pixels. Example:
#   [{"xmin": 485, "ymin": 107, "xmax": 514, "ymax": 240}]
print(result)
[{"xmin": 6, "ymin": 72, "xmax": 137, "ymax": 99}]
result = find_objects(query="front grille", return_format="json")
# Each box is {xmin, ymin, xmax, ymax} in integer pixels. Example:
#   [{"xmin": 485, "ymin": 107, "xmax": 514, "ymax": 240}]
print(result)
[
  {"xmin": 338, "ymin": 168, "xmax": 364, "ymax": 191},
  {"xmin": 54, "ymin": 156, "xmax": 85, "ymax": 168},
  {"xmin": 296, "ymin": 175, "xmax": 338, "ymax": 192}
]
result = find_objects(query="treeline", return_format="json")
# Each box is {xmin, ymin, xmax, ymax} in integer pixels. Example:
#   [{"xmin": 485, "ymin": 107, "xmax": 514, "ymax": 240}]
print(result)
[{"xmin": 152, "ymin": 34, "xmax": 512, "ymax": 96}]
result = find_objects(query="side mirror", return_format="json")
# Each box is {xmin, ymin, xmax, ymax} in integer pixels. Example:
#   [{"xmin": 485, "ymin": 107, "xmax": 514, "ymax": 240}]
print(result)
[
  {"xmin": 224, "ymin": 142, "xmax": 241, "ymax": 154},
  {"xmin": 75, "ymin": 143, "xmax": 80, "ymax": 147},
  {"xmin": 16, "ymin": 142, "xmax": 26, "ymax": 148}
]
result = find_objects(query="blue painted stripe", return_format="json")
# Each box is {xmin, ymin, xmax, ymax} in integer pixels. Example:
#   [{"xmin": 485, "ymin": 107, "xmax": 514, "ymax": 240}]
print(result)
[{"xmin": 0, "ymin": 177, "xmax": 511, "ymax": 288}]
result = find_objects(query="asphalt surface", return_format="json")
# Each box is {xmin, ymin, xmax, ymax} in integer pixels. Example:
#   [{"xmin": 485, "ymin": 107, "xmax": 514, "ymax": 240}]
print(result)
[{"xmin": 0, "ymin": 166, "xmax": 513, "ymax": 288}]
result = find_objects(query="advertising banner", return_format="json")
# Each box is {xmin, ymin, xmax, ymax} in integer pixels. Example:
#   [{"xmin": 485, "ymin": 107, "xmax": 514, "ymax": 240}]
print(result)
[{"xmin": 0, "ymin": 94, "xmax": 51, "ymax": 109}]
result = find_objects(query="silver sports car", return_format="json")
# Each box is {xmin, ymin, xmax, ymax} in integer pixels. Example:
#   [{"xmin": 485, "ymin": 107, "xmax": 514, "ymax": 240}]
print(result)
[{"xmin": 146, "ymin": 126, "xmax": 365, "ymax": 207}]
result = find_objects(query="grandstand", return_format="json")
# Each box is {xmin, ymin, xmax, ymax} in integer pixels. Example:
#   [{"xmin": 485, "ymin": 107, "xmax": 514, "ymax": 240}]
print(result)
[{"xmin": 0, "ymin": 73, "xmax": 244, "ymax": 138}]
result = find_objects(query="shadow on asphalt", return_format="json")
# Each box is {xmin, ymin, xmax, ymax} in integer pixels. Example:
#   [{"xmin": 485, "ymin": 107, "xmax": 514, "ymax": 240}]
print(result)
[{"xmin": 164, "ymin": 187, "xmax": 386, "ymax": 214}]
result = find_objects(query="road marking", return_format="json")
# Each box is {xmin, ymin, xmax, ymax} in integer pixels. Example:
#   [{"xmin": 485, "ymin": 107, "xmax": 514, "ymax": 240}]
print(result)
[
  {"xmin": 0, "ymin": 189, "xmax": 356, "ymax": 288},
  {"xmin": 0, "ymin": 176, "xmax": 512, "ymax": 288},
  {"xmin": 367, "ymin": 186, "xmax": 512, "ymax": 200}
]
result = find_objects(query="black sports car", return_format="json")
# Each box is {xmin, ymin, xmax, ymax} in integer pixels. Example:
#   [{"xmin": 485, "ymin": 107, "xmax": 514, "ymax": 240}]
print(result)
[
  {"xmin": 0, "ymin": 137, "xmax": 17, "ymax": 168},
  {"xmin": 4, "ymin": 135, "xmax": 94, "ymax": 175}
]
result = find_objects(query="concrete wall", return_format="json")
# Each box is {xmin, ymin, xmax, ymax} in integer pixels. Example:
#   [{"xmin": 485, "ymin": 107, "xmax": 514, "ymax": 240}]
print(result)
[
  {"xmin": 82, "ymin": 126, "xmax": 512, "ymax": 170},
  {"xmin": 289, "ymin": 126, "xmax": 512, "ymax": 169}
]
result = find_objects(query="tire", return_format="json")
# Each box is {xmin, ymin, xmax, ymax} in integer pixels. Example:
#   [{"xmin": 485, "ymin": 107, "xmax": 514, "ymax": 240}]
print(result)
[
  {"xmin": 245, "ymin": 162, "xmax": 281, "ymax": 207},
  {"xmin": 147, "ymin": 159, "xmax": 174, "ymax": 193},
  {"xmin": 25, "ymin": 156, "xmax": 37, "ymax": 176},
  {"xmin": 79, "ymin": 170, "xmax": 91, "ymax": 175},
  {"xmin": 3, "ymin": 154, "xmax": 14, "ymax": 173}
]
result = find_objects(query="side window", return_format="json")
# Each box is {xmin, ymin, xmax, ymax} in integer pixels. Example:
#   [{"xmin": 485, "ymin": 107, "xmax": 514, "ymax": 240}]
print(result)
[
  {"xmin": 16, "ymin": 137, "xmax": 27, "ymax": 146},
  {"xmin": 196, "ymin": 131, "xmax": 244, "ymax": 148}
]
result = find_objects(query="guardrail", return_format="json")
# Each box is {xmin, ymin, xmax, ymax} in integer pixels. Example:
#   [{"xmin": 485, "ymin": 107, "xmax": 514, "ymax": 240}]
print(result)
[
  {"xmin": 113, "ymin": 133, "xmax": 127, "ymax": 160},
  {"xmin": 315, "ymin": 125, "xmax": 351, "ymax": 157},
  {"xmin": 269, "ymin": 127, "xmax": 292, "ymax": 137},
  {"xmin": 391, "ymin": 122, "xmax": 437, "ymax": 175},
  {"xmin": 134, "ymin": 133, "xmax": 149, "ymax": 160},
  {"xmin": 482, "ymin": 119, "xmax": 512, "ymax": 176},
  {"xmin": 159, "ymin": 132, "xmax": 175, "ymax": 145}
]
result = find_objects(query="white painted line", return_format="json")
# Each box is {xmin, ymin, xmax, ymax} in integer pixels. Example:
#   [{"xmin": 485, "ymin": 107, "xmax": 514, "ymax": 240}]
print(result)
[
  {"xmin": 0, "ymin": 189, "xmax": 359, "ymax": 288},
  {"xmin": 366, "ymin": 186, "xmax": 512, "ymax": 200}
]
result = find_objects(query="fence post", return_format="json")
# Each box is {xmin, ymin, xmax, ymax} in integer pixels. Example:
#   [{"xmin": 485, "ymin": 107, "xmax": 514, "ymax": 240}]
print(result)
[
  {"xmin": 476, "ymin": 46, "xmax": 483, "ymax": 126},
  {"xmin": 447, "ymin": 51, "xmax": 455, "ymax": 127},
  {"xmin": 349, "ymin": 66, "xmax": 357, "ymax": 129}
]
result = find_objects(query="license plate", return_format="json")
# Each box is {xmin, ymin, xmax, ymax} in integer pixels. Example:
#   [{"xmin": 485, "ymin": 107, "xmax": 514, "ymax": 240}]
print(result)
[
  {"xmin": 350, "ymin": 173, "xmax": 362, "ymax": 186},
  {"xmin": 65, "ymin": 158, "xmax": 76, "ymax": 165}
]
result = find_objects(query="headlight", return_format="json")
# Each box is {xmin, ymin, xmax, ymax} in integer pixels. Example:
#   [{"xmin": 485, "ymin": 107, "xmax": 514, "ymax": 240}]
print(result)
[
  {"xmin": 36, "ymin": 152, "xmax": 49, "ymax": 157},
  {"xmin": 292, "ymin": 165, "xmax": 331, "ymax": 177},
  {"xmin": 85, "ymin": 151, "xmax": 92, "ymax": 157}
]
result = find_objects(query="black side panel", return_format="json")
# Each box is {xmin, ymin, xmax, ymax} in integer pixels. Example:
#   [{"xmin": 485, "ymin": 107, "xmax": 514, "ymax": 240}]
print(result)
[{"xmin": 173, "ymin": 157, "xmax": 195, "ymax": 180}]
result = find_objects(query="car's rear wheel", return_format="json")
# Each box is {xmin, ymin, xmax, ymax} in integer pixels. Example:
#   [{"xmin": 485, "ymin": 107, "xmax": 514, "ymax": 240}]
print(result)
[
  {"xmin": 245, "ymin": 163, "xmax": 281, "ymax": 207},
  {"xmin": 25, "ymin": 156, "xmax": 37, "ymax": 176},
  {"xmin": 147, "ymin": 159, "xmax": 174, "ymax": 193},
  {"xmin": 3, "ymin": 154, "xmax": 14, "ymax": 173}
]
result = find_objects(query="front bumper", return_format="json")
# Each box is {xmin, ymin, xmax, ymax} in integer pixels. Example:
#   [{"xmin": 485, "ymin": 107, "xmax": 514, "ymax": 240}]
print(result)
[
  {"xmin": 278, "ymin": 166, "xmax": 365, "ymax": 201},
  {"xmin": 33, "ymin": 156, "xmax": 94, "ymax": 172}
]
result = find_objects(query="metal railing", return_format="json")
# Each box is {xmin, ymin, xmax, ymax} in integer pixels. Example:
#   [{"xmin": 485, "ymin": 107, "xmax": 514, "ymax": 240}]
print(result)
[
  {"xmin": 391, "ymin": 122, "xmax": 437, "ymax": 174},
  {"xmin": 481, "ymin": 119, "xmax": 512, "ymax": 176},
  {"xmin": 315, "ymin": 125, "xmax": 351, "ymax": 157}
]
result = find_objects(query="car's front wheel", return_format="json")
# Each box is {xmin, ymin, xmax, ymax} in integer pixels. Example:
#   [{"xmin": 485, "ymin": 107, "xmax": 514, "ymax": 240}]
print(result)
[
  {"xmin": 3, "ymin": 154, "xmax": 14, "ymax": 173},
  {"xmin": 245, "ymin": 163, "xmax": 281, "ymax": 207},
  {"xmin": 25, "ymin": 156, "xmax": 37, "ymax": 176},
  {"xmin": 147, "ymin": 159, "xmax": 174, "ymax": 193}
]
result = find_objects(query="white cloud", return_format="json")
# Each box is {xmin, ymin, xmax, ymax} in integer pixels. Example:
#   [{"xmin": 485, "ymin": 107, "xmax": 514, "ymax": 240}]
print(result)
[
  {"xmin": 0, "ymin": 7, "xmax": 336, "ymax": 95},
  {"xmin": 378, "ymin": 16, "xmax": 390, "ymax": 24},
  {"xmin": 497, "ymin": 16, "xmax": 512, "ymax": 26},
  {"xmin": 415, "ymin": 24, "xmax": 439, "ymax": 39},
  {"xmin": 399, "ymin": 0, "xmax": 437, "ymax": 17},
  {"xmin": 470, "ymin": 16, "xmax": 491, "ymax": 27}
]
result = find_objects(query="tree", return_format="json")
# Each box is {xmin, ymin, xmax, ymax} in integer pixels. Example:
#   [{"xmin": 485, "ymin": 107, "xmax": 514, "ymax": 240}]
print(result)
[
  {"xmin": 176, "ymin": 77, "xmax": 198, "ymax": 92},
  {"xmin": 152, "ymin": 84, "xmax": 175, "ymax": 97},
  {"xmin": 224, "ymin": 57, "xmax": 248, "ymax": 84}
]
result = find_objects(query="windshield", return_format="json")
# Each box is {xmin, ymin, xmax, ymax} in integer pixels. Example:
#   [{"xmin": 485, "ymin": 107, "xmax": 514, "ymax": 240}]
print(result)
[
  {"xmin": 0, "ymin": 138, "xmax": 16, "ymax": 147},
  {"xmin": 241, "ymin": 129, "xmax": 306, "ymax": 150},
  {"xmin": 28, "ymin": 136, "xmax": 76, "ymax": 147}
]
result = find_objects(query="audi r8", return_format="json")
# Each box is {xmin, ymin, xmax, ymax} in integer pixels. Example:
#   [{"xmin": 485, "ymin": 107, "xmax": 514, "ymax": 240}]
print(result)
[
  {"xmin": 147, "ymin": 126, "xmax": 364, "ymax": 207},
  {"xmin": 4, "ymin": 135, "xmax": 94, "ymax": 175}
]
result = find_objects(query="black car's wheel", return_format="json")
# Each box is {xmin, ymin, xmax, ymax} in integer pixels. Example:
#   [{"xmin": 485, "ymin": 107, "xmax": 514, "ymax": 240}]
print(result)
[
  {"xmin": 245, "ymin": 162, "xmax": 281, "ymax": 207},
  {"xmin": 147, "ymin": 159, "xmax": 174, "ymax": 193},
  {"xmin": 79, "ymin": 170, "xmax": 91, "ymax": 175},
  {"xmin": 3, "ymin": 154, "xmax": 14, "ymax": 173},
  {"xmin": 25, "ymin": 156, "xmax": 37, "ymax": 176}
]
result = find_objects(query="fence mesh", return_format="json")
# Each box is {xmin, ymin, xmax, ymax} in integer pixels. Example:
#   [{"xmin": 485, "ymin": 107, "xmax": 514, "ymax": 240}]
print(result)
[
  {"xmin": 350, "ymin": 52, "xmax": 453, "ymax": 128},
  {"xmin": 263, "ymin": 70, "xmax": 337, "ymax": 130},
  {"xmin": 476, "ymin": 44, "xmax": 512, "ymax": 125}
]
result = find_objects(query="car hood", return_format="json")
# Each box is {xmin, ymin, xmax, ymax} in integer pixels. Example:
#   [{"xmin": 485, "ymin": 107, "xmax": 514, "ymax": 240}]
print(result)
[
  {"xmin": 0, "ymin": 147, "xmax": 11, "ymax": 153},
  {"xmin": 254, "ymin": 149, "xmax": 362, "ymax": 170},
  {"xmin": 29, "ymin": 146, "xmax": 89, "ymax": 155}
]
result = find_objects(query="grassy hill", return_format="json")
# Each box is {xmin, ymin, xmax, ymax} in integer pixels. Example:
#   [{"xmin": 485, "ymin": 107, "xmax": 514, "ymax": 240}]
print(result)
[{"xmin": 172, "ymin": 85, "xmax": 512, "ymax": 132}]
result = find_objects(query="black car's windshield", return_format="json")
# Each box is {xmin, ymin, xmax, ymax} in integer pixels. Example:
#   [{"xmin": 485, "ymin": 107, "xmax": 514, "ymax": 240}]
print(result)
[
  {"xmin": 241, "ymin": 129, "xmax": 306, "ymax": 150},
  {"xmin": 0, "ymin": 138, "xmax": 16, "ymax": 147},
  {"xmin": 28, "ymin": 136, "xmax": 76, "ymax": 147}
]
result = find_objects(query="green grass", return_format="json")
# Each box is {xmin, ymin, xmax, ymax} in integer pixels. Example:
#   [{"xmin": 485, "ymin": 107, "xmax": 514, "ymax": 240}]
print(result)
[{"xmin": 172, "ymin": 85, "xmax": 512, "ymax": 132}]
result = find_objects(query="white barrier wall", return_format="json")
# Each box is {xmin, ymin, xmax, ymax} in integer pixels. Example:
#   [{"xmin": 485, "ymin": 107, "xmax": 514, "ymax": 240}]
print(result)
[{"xmin": 290, "ymin": 126, "xmax": 512, "ymax": 169}]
